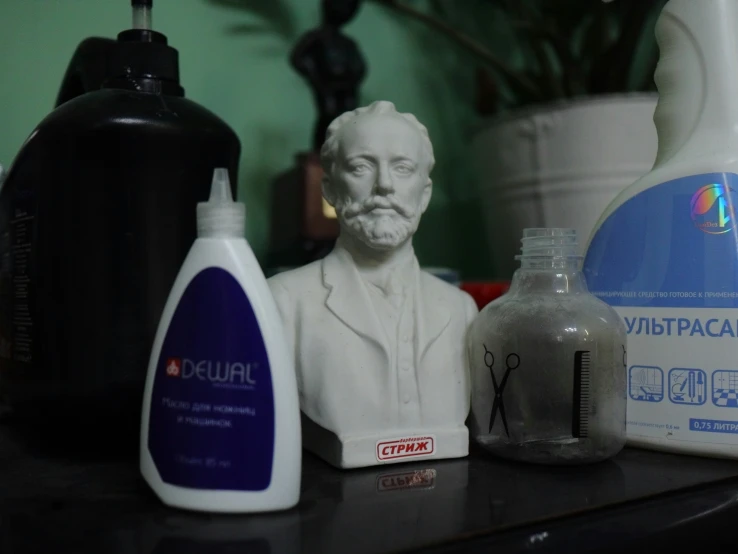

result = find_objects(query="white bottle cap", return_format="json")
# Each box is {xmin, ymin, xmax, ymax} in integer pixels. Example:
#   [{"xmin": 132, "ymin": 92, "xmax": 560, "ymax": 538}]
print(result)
[{"xmin": 196, "ymin": 168, "xmax": 245, "ymax": 238}]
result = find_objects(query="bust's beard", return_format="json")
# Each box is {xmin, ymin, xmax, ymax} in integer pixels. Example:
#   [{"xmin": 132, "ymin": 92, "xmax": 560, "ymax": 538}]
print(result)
[{"xmin": 337, "ymin": 205, "xmax": 418, "ymax": 251}]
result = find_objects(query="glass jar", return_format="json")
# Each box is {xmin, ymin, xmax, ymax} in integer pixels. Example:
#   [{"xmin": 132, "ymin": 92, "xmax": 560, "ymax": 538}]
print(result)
[{"xmin": 468, "ymin": 228, "xmax": 627, "ymax": 464}]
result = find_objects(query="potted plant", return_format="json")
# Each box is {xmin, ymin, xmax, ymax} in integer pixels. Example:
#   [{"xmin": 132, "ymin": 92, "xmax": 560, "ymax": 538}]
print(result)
[{"xmin": 372, "ymin": 0, "xmax": 667, "ymax": 278}]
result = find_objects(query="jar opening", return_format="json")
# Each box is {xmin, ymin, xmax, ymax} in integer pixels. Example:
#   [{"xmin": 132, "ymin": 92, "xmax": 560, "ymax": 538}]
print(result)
[{"xmin": 515, "ymin": 228, "xmax": 582, "ymax": 266}]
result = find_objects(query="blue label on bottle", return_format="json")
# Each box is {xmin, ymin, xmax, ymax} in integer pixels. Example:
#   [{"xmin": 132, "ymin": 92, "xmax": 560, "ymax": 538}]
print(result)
[
  {"xmin": 148, "ymin": 267, "xmax": 275, "ymax": 491},
  {"xmin": 584, "ymin": 173, "xmax": 738, "ymax": 307},
  {"xmin": 584, "ymin": 173, "xmax": 738, "ymax": 447}
]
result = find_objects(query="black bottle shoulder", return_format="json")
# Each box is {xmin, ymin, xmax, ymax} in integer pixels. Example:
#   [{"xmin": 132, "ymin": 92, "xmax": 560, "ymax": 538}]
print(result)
[{"xmin": 36, "ymin": 89, "xmax": 238, "ymax": 141}]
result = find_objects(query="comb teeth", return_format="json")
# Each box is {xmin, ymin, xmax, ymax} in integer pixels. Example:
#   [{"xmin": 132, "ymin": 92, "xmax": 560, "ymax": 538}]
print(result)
[{"xmin": 573, "ymin": 351, "xmax": 591, "ymax": 439}]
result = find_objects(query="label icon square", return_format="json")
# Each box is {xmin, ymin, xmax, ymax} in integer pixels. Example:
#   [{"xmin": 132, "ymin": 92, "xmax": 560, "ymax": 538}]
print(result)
[
  {"xmin": 712, "ymin": 370, "xmax": 738, "ymax": 408},
  {"xmin": 629, "ymin": 366, "xmax": 663, "ymax": 403},
  {"xmin": 668, "ymin": 368, "xmax": 706, "ymax": 405}
]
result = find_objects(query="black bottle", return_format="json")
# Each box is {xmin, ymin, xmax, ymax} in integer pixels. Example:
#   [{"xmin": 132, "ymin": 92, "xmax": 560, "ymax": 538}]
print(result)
[{"xmin": 0, "ymin": 0, "xmax": 241, "ymax": 454}]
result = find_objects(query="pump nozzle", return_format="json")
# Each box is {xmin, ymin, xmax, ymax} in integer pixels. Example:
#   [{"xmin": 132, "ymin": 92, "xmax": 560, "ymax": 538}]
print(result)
[
  {"xmin": 197, "ymin": 168, "xmax": 244, "ymax": 238},
  {"xmin": 132, "ymin": 0, "xmax": 153, "ymax": 30}
]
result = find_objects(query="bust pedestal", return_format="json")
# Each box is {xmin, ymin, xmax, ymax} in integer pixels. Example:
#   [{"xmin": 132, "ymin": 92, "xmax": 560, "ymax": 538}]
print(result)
[{"xmin": 302, "ymin": 415, "xmax": 469, "ymax": 469}]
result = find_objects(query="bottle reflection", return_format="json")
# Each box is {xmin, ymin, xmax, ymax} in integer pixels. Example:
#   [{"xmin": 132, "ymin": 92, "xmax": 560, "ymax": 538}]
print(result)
[
  {"xmin": 114, "ymin": 511, "xmax": 301, "ymax": 554},
  {"xmin": 465, "ymin": 444, "xmax": 626, "ymax": 530},
  {"xmin": 108, "ymin": 454, "xmax": 469, "ymax": 554}
]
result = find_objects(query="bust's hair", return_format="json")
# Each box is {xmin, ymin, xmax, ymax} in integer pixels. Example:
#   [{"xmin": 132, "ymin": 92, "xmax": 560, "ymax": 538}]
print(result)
[{"xmin": 319, "ymin": 100, "xmax": 436, "ymax": 178}]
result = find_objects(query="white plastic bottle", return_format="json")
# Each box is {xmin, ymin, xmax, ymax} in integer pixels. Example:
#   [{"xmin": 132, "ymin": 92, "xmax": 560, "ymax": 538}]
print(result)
[
  {"xmin": 140, "ymin": 168, "xmax": 302, "ymax": 512},
  {"xmin": 583, "ymin": 0, "xmax": 738, "ymax": 459}
]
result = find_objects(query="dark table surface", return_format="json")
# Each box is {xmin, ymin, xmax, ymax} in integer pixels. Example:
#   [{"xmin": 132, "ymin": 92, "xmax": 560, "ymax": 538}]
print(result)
[{"xmin": 3, "ymin": 423, "xmax": 738, "ymax": 554}]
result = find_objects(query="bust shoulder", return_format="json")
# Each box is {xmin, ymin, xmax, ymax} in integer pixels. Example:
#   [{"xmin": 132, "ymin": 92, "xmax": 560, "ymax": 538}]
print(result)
[{"xmin": 268, "ymin": 259, "xmax": 323, "ymax": 293}]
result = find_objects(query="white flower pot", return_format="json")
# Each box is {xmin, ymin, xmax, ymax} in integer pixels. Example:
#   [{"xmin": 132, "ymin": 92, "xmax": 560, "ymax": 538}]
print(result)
[{"xmin": 471, "ymin": 93, "xmax": 658, "ymax": 279}]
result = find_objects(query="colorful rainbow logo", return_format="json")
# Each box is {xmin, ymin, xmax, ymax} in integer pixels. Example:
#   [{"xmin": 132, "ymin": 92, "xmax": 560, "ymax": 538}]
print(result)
[{"xmin": 691, "ymin": 184, "xmax": 737, "ymax": 234}]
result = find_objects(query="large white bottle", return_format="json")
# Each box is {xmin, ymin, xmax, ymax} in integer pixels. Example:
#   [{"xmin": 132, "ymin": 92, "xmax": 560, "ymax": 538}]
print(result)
[
  {"xmin": 140, "ymin": 168, "xmax": 302, "ymax": 512},
  {"xmin": 583, "ymin": 0, "xmax": 738, "ymax": 459}
]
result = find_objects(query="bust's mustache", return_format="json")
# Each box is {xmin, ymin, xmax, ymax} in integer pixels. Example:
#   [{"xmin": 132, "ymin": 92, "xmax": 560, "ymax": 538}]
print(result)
[{"xmin": 339, "ymin": 195, "xmax": 416, "ymax": 219}]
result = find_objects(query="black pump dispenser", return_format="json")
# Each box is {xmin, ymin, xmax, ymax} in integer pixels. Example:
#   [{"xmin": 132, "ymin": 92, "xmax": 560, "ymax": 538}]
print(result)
[
  {"xmin": 0, "ymin": 0, "xmax": 242, "ymax": 453},
  {"xmin": 101, "ymin": 27, "xmax": 184, "ymax": 96},
  {"xmin": 57, "ymin": 0, "xmax": 183, "ymax": 103}
]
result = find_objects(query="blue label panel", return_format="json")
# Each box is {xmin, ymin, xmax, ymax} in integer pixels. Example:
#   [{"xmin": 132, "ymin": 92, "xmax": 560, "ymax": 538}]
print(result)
[
  {"xmin": 583, "ymin": 173, "xmax": 738, "ymax": 308},
  {"xmin": 690, "ymin": 418, "xmax": 738, "ymax": 434},
  {"xmin": 148, "ymin": 267, "xmax": 275, "ymax": 491}
]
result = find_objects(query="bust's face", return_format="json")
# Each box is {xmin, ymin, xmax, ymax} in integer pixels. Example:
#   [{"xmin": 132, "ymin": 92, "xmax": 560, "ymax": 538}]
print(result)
[{"xmin": 325, "ymin": 114, "xmax": 432, "ymax": 251}]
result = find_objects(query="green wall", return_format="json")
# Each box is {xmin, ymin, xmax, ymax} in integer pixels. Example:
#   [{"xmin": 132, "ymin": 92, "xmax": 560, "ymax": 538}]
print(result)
[{"xmin": 0, "ymin": 0, "xmax": 495, "ymax": 278}]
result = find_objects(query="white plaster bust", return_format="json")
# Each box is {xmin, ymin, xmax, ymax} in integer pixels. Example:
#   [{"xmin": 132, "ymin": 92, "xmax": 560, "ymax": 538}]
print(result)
[{"xmin": 268, "ymin": 100, "xmax": 478, "ymax": 468}]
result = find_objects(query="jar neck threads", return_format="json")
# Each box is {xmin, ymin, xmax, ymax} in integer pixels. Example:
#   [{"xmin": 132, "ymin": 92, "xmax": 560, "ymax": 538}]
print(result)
[{"xmin": 510, "ymin": 228, "xmax": 589, "ymax": 294}]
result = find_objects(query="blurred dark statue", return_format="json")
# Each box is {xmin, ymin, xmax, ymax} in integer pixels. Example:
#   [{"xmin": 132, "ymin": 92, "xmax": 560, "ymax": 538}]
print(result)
[{"xmin": 291, "ymin": 0, "xmax": 367, "ymax": 151}]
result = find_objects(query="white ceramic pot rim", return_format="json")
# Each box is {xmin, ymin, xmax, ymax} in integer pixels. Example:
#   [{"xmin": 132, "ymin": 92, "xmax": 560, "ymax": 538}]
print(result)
[{"xmin": 471, "ymin": 92, "xmax": 659, "ymax": 137}]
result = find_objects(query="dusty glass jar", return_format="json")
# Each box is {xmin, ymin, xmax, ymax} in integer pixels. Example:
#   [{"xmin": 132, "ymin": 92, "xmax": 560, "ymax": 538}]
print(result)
[{"xmin": 468, "ymin": 228, "xmax": 627, "ymax": 464}]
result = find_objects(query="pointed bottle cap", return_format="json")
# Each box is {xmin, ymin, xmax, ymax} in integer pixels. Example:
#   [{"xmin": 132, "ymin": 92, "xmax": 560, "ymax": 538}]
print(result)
[{"xmin": 197, "ymin": 168, "xmax": 245, "ymax": 238}]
